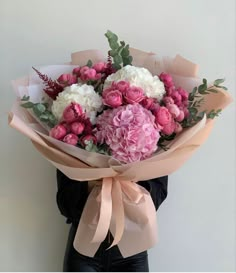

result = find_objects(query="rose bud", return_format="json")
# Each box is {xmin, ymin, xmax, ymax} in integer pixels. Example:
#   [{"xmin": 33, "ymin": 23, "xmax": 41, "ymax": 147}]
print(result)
[
  {"xmin": 59, "ymin": 121, "xmax": 71, "ymax": 133},
  {"xmin": 166, "ymin": 103, "xmax": 180, "ymax": 118},
  {"xmin": 80, "ymin": 135, "xmax": 97, "ymax": 147},
  {"xmin": 175, "ymin": 110, "xmax": 185, "ymax": 122},
  {"xmin": 63, "ymin": 102, "xmax": 83, "ymax": 123},
  {"xmin": 103, "ymin": 90, "xmax": 123, "ymax": 108},
  {"xmin": 141, "ymin": 97, "xmax": 155, "ymax": 110},
  {"xmin": 161, "ymin": 120, "xmax": 176, "ymax": 135},
  {"xmin": 114, "ymin": 81, "xmax": 130, "ymax": 93},
  {"xmin": 124, "ymin": 86, "xmax": 145, "ymax": 104},
  {"xmin": 63, "ymin": 133, "xmax": 79, "ymax": 145},
  {"xmin": 50, "ymin": 124, "xmax": 67, "ymax": 140},
  {"xmin": 70, "ymin": 121, "xmax": 85, "ymax": 135},
  {"xmin": 57, "ymin": 74, "xmax": 77, "ymax": 87}
]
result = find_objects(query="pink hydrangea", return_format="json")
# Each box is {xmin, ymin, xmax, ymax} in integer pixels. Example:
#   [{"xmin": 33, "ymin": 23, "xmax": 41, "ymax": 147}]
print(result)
[{"xmin": 95, "ymin": 104, "xmax": 160, "ymax": 163}]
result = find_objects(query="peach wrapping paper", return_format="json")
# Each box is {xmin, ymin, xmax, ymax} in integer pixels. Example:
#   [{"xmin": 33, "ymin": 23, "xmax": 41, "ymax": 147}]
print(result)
[{"xmin": 8, "ymin": 49, "xmax": 233, "ymax": 258}]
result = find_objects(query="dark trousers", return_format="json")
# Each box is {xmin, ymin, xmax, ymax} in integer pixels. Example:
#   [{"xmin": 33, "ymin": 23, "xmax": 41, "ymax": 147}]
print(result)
[{"xmin": 63, "ymin": 224, "xmax": 149, "ymax": 272}]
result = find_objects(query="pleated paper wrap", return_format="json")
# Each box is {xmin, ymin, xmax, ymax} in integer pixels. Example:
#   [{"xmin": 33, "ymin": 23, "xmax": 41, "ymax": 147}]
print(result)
[{"xmin": 8, "ymin": 48, "xmax": 233, "ymax": 257}]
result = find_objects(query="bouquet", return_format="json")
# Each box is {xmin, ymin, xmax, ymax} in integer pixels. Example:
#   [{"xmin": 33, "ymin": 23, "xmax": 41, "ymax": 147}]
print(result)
[{"xmin": 8, "ymin": 30, "xmax": 232, "ymax": 257}]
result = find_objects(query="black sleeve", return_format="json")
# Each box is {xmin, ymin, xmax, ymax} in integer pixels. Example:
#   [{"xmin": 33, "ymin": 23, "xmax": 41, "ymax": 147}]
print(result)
[
  {"xmin": 56, "ymin": 169, "xmax": 89, "ymax": 225},
  {"xmin": 137, "ymin": 176, "xmax": 168, "ymax": 211}
]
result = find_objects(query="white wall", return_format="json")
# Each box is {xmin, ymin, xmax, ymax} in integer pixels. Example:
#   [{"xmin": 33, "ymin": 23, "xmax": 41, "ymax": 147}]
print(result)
[{"xmin": 0, "ymin": 0, "xmax": 235, "ymax": 271}]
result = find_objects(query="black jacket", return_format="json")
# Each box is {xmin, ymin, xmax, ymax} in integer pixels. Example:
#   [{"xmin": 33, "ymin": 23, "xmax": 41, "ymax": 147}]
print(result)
[{"xmin": 56, "ymin": 169, "xmax": 168, "ymax": 225}]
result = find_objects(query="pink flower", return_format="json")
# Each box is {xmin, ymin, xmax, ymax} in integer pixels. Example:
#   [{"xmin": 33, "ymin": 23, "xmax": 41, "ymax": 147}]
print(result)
[
  {"xmin": 155, "ymin": 106, "xmax": 172, "ymax": 126},
  {"xmin": 174, "ymin": 123, "xmax": 183, "ymax": 134},
  {"xmin": 159, "ymin": 73, "xmax": 174, "ymax": 88},
  {"xmin": 103, "ymin": 90, "xmax": 123, "ymax": 108},
  {"xmin": 124, "ymin": 86, "xmax": 145, "ymax": 104},
  {"xmin": 171, "ymin": 91, "xmax": 182, "ymax": 104},
  {"xmin": 162, "ymin": 120, "xmax": 175, "ymax": 135},
  {"xmin": 177, "ymin": 87, "xmax": 189, "ymax": 100},
  {"xmin": 50, "ymin": 124, "xmax": 67, "ymax": 140},
  {"xmin": 95, "ymin": 104, "xmax": 160, "ymax": 164},
  {"xmin": 93, "ymin": 62, "xmax": 107, "ymax": 73},
  {"xmin": 57, "ymin": 74, "xmax": 77, "ymax": 87},
  {"xmin": 70, "ymin": 121, "xmax": 85, "ymax": 135},
  {"xmin": 63, "ymin": 102, "xmax": 83, "ymax": 123},
  {"xmin": 63, "ymin": 133, "xmax": 79, "ymax": 145},
  {"xmin": 113, "ymin": 81, "xmax": 130, "ymax": 93},
  {"xmin": 72, "ymin": 67, "xmax": 81, "ymax": 76},
  {"xmin": 163, "ymin": 96, "xmax": 174, "ymax": 105},
  {"xmin": 80, "ymin": 135, "xmax": 97, "ymax": 146},
  {"xmin": 80, "ymin": 68, "xmax": 97, "ymax": 81},
  {"xmin": 141, "ymin": 97, "xmax": 155, "ymax": 110},
  {"xmin": 183, "ymin": 107, "xmax": 189, "ymax": 118},
  {"xmin": 175, "ymin": 110, "xmax": 185, "ymax": 122},
  {"xmin": 167, "ymin": 104, "xmax": 180, "ymax": 118}
]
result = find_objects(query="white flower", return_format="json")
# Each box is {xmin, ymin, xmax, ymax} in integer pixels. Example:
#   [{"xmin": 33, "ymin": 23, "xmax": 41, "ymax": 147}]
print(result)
[
  {"xmin": 51, "ymin": 84, "xmax": 103, "ymax": 124},
  {"xmin": 104, "ymin": 65, "xmax": 166, "ymax": 101}
]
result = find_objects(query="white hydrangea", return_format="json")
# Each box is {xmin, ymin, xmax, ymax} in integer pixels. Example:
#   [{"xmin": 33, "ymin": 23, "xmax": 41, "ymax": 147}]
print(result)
[
  {"xmin": 51, "ymin": 84, "xmax": 103, "ymax": 124},
  {"xmin": 104, "ymin": 65, "xmax": 166, "ymax": 101}
]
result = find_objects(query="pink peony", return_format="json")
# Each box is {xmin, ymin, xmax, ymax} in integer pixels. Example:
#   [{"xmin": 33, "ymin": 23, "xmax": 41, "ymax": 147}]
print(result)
[
  {"xmin": 141, "ymin": 97, "xmax": 155, "ymax": 110},
  {"xmin": 162, "ymin": 120, "xmax": 176, "ymax": 135},
  {"xmin": 72, "ymin": 67, "xmax": 81, "ymax": 76},
  {"xmin": 70, "ymin": 121, "xmax": 85, "ymax": 135},
  {"xmin": 163, "ymin": 96, "xmax": 174, "ymax": 105},
  {"xmin": 174, "ymin": 123, "xmax": 183, "ymax": 134},
  {"xmin": 93, "ymin": 62, "xmax": 107, "ymax": 73},
  {"xmin": 63, "ymin": 102, "xmax": 83, "ymax": 123},
  {"xmin": 80, "ymin": 135, "xmax": 97, "ymax": 146},
  {"xmin": 124, "ymin": 86, "xmax": 145, "ymax": 104},
  {"xmin": 159, "ymin": 72, "xmax": 174, "ymax": 89},
  {"xmin": 175, "ymin": 110, "xmax": 185, "ymax": 122},
  {"xmin": 103, "ymin": 90, "xmax": 123, "ymax": 108},
  {"xmin": 80, "ymin": 68, "xmax": 97, "ymax": 81},
  {"xmin": 63, "ymin": 133, "xmax": 79, "ymax": 145},
  {"xmin": 50, "ymin": 124, "xmax": 67, "ymax": 140},
  {"xmin": 155, "ymin": 106, "xmax": 172, "ymax": 126},
  {"xmin": 57, "ymin": 74, "xmax": 77, "ymax": 87},
  {"xmin": 167, "ymin": 104, "xmax": 180, "ymax": 118},
  {"xmin": 177, "ymin": 87, "xmax": 189, "ymax": 100},
  {"xmin": 95, "ymin": 104, "xmax": 160, "ymax": 163}
]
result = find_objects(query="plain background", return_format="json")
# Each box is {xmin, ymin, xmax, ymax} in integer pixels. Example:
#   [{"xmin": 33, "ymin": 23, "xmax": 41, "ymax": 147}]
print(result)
[{"xmin": 0, "ymin": 0, "xmax": 235, "ymax": 271}]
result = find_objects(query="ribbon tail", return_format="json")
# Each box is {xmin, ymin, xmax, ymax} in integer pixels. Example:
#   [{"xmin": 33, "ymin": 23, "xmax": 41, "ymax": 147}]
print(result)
[
  {"xmin": 106, "ymin": 179, "xmax": 125, "ymax": 249},
  {"xmin": 91, "ymin": 177, "xmax": 112, "ymax": 243}
]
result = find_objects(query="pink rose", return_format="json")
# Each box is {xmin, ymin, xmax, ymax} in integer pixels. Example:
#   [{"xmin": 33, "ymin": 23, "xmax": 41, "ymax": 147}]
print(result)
[
  {"xmin": 163, "ymin": 96, "xmax": 174, "ymax": 105},
  {"xmin": 63, "ymin": 102, "xmax": 83, "ymax": 123},
  {"xmin": 113, "ymin": 81, "xmax": 130, "ymax": 93},
  {"xmin": 159, "ymin": 72, "xmax": 174, "ymax": 88},
  {"xmin": 50, "ymin": 124, "xmax": 67, "ymax": 140},
  {"xmin": 63, "ymin": 133, "xmax": 79, "ymax": 145},
  {"xmin": 141, "ymin": 97, "xmax": 155, "ymax": 110},
  {"xmin": 57, "ymin": 74, "xmax": 77, "ymax": 87},
  {"xmin": 162, "ymin": 120, "xmax": 175, "ymax": 135},
  {"xmin": 167, "ymin": 104, "xmax": 180, "ymax": 118},
  {"xmin": 175, "ymin": 110, "xmax": 185, "ymax": 122},
  {"xmin": 93, "ymin": 62, "xmax": 107, "ymax": 73},
  {"xmin": 103, "ymin": 90, "xmax": 123, "ymax": 108},
  {"xmin": 81, "ymin": 135, "xmax": 97, "ymax": 146},
  {"xmin": 155, "ymin": 106, "xmax": 172, "ymax": 126},
  {"xmin": 72, "ymin": 67, "xmax": 81, "ymax": 76},
  {"xmin": 80, "ymin": 67, "xmax": 97, "ymax": 81},
  {"xmin": 70, "ymin": 121, "xmax": 85, "ymax": 135},
  {"xmin": 124, "ymin": 86, "xmax": 144, "ymax": 104},
  {"xmin": 174, "ymin": 123, "xmax": 183, "ymax": 134}
]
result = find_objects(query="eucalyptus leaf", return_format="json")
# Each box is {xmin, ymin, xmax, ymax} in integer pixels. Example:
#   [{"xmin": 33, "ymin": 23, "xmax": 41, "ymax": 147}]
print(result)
[
  {"xmin": 21, "ymin": 101, "xmax": 34, "ymax": 108},
  {"xmin": 86, "ymin": 60, "xmax": 93, "ymax": 67},
  {"xmin": 214, "ymin": 78, "xmax": 225, "ymax": 86},
  {"xmin": 21, "ymin": 95, "xmax": 30, "ymax": 101}
]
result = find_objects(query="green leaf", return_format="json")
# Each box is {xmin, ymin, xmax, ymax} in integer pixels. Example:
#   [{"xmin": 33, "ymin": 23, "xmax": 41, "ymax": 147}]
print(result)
[
  {"xmin": 86, "ymin": 59, "xmax": 93, "ymax": 67},
  {"xmin": 208, "ymin": 88, "xmax": 219, "ymax": 93},
  {"xmin": 33, "ymin": 103, "xmax": 46, "ymax": 116},
  {"xmin": 21, "ymin": 95, "xmax": 30, "ymax": 101},
  {"xmin": 105, "ymin": 30, "xmax": 118, "ymax": 42},
  {"xmin": 109, "ymin": 50, "xmax": 117, "ymax": 57},
  {"xmin": 214, "ymin": 78, "xmax": 225, "ymax": 86},
  {"xmin": 39, "ymin": 114, "xmax": 49, "ymax": 122},
  {"xmin": 220, "ymin": 86, "xmax": 228, "ymax": 90},
  {"xmin": 21, "ymin": 101, "xmax": 34, "ymax": 108},
  {"xmin": 198, "ymin": 83, "xmax": 207, "ymax": 94},
  {"xmin": 113, "ymin": 54, "xmax": 123, "ymax": 65}
]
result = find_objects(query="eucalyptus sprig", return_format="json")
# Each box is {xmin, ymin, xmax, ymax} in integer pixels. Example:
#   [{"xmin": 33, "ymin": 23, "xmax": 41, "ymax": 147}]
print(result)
[
  {"xmin": 105, "ymin": 30, "xmax": 133, "ymax": 70},
  {"xmin": 20, "ymin": 95, "xmax": 57, "ymax": 128},
  {"xmin": 183, "ymin": 78, "xmax": 227, "ymax": 128}
]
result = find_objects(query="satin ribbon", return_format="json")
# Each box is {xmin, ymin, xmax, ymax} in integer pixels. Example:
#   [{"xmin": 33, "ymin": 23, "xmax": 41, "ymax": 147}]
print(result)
[{"xmin": 91, "ymin": 177, "xmax": 144, "ymax": 248}]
